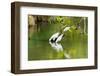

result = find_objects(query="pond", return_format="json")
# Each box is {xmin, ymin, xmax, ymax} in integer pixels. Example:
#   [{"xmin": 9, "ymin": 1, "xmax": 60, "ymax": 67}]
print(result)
[{"xmin": 28, "ymin": 22, "xmax": 88, "ymax": 61}]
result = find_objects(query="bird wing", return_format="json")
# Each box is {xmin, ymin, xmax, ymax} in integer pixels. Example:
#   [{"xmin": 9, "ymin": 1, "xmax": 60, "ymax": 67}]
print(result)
[
  {"xmin": 49, "ymin": 32, "xmax": 59, "ymax": 41},
  {"xmin": 56, "ymin": 34, "xmax": 63, "ymax": 42}
]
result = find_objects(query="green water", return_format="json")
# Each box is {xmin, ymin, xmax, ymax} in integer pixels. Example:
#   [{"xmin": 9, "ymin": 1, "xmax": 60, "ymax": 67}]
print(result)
[{"xmin": 28, "ymin": 22, "xmax": 88, "ymax": 61}]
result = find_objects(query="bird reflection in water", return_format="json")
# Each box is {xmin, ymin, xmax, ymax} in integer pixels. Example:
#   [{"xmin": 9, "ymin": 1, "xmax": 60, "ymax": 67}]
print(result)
[{"xmin": 49, "ymin": 41, "xmax": 70, "ymax": 59}]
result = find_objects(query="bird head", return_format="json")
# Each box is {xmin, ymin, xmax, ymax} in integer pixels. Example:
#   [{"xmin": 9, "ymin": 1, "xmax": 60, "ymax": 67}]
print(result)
[{"xmin": 63, "ymin": 26, "xmax": 70, "ymax": 32}]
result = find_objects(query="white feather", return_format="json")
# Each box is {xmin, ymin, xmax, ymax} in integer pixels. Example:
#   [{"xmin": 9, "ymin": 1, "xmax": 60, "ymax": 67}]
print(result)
[
  {"xmin": 56, "ymin": 34, "xmax": 63, "ymax": 42},
  {"xmin": 49, "ymin": 32, "xmax": 59, "ymax": 41}
]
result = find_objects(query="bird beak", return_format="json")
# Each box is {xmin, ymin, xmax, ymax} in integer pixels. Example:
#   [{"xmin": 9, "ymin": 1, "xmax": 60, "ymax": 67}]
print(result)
[{"xmin": 68, "ymin": 29, "xmax": 72, "ymax": 32}]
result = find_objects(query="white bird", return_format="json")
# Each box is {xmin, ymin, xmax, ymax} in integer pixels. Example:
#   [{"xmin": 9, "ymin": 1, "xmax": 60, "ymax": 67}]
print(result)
[{"xmin": 49, "ymin": 26, "xmax": 70, "ymax": 43}]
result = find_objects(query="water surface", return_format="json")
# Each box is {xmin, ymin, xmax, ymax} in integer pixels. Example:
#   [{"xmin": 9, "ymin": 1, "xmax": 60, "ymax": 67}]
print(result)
[{"xmin": 28, "ymin": 22, "xmax": 88, "ymax": 61}]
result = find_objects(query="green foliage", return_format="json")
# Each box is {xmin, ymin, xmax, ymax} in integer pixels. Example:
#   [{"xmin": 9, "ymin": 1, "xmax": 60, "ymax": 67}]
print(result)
[{"xmin": 47, "ymin": 16, "xmax": 88, "ymax": 35}]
